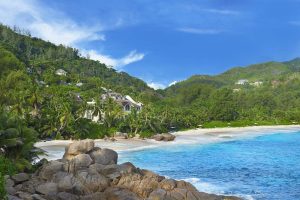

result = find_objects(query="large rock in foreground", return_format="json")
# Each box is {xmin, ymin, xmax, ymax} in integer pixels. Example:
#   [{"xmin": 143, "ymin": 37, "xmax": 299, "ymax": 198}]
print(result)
[
  {"xmin": 6, "ymin": 140, "xmax": 241, "ymax": 200},
  {"xmin": 63, "ymin": 139, "xmax": 94, "ymax": 160}
]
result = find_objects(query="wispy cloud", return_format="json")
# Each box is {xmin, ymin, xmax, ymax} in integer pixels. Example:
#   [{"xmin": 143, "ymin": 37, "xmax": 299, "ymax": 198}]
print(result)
[
  {"xmin": 82, "ymin": 50, "xmax": 144, "ymax": 70},
  {"xmin": 168, "ymin": 80, "xmax": 178, "ymax": 86},
  {"xmin": 0, "ymin": 0, "xmax": 144, "ymax": 68},
  {"xmin": 178, "ymin": 28, "xmax": 223, "ymax": 35},
  {"xmin": 147, "ymin": 80, "xmax": 181, "ymax": 89},
  {"xmin": 147, "ymin": 82, "xmax": 166, "ymax": 90},
  {"xmin": 203, "ymin": 9, "xmax": 240, "ymax": 15},
  {"xmin": 0, "ymin": 0, "xmax": 104, "ymax": 46}
]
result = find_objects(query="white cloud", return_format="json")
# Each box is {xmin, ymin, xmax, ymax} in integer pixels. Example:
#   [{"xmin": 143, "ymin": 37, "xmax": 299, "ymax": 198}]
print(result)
[
  {"xmin": 178, "ymin": 28, "xmax": 223, "ymax": 34},
  {"xmin": 147, "ymin": 82, "xmax": 166, "ymax": 90},
  {"xmin": 0, "ymin": 0, "xmax": 144, "ymax": 68},
  {"xmin": 0, "ymin": 0, "xmax": 104, "ymax": 46},
  {"xmin": 82, "ymin": 49, "xmax": 145, "ymax": 70},
  {"xmin": 203, "ymin": 9, "xmax": 240, "ymax": 15},
  {"xmin": 168, "ymin": 81, "xmax": 178, "ymax": 86}
]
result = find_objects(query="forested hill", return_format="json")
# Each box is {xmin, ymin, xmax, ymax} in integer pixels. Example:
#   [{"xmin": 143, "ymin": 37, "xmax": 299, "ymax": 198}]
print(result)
[
  {"xmin": 160, "ymin": 56, "xmax": 300, "ymax": 127},
  {"xmin": 2, "ymin": 22, "xmax": 300, "ymax": 138},
  {"xmin": 164, "ymin": 57, "xmax": 300, "ymax": 97},
  {"xmin": 3, "ymin": 22, "xmax": 300, "ymax": 199},
  {"xmin": 0, "ymin": 24, "xmax": 159, "ymax": 102}
]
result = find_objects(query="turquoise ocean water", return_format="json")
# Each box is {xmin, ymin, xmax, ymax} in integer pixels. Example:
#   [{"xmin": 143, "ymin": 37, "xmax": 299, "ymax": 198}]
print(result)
[{"xmin": 119, "ymin": 132, "xmax": 300, "ymax": 200}]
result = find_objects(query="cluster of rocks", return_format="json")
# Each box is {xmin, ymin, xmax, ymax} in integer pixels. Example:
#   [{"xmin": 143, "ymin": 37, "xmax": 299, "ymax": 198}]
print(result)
[
  {"xmin": 152, "ymin": 133, "xmax": 176, "ymax": 141},
  {"xmin": 6, "ymin": 139, "xmax": 240, "ymax": 200},
  {"xmin": 104, "ymin": 132, "xmax": 140, "ymax": 141}
]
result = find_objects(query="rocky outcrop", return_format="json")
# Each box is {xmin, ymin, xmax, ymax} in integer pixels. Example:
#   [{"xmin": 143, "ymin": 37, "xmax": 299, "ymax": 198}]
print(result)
[
  {"xmin": 63, "ymin": 139, "xmax": 94, "ymax": 160},
  {"xmin": 6, "ymin": 140, "xmax": 241, "ymax": 200},
  {"xmin": 89, "ymin": 148, "xmax": 118, "ymax": 165},
  {"xmin": 152, "ymin": 133, "xmax": 176, "ymax": 141}
]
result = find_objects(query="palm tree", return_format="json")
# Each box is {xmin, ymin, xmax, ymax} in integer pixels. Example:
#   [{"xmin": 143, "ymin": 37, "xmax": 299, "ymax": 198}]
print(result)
[
  {"xmin": 102, "ymin": 98, "xmax": 123, "ymax": 136},
  {"xmin": 0, "ymin": 108, "xmax": 39, "ymax": 171}
]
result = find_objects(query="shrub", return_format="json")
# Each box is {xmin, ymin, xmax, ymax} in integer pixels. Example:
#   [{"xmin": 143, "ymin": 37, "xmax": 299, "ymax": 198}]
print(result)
[
  {"xmin": 0, "ymin": 156, "xmax": 17, "ymax": 200},
  {"xmin": 0, "ymin": 172, "xmax": 5, "ymax": 200},
  {"xmin": 74, "ymin": 119, "xmax": 108, "ymax": 139}
]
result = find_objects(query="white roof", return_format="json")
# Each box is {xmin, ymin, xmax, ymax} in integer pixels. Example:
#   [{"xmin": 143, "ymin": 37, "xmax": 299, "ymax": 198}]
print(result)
[
  {"xmin": 87, "ymin": 99, "xmax": 96, "ymax": 105},
  {"xmin": 56, "ymin": 69, "xmax": 67, "ymax": 73},
  {"xmin": 125, "ymin": 95, "xmax": 143, "ymax": 107}
]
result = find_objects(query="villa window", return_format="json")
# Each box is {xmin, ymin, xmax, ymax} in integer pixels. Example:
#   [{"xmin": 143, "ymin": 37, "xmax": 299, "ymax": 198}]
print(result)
[
  {"xmin": 125, "ymin": 104, "xmax": 131, "ymax": 111},
  {"xmin": 86, "ymin": 111, "xmax": 92, "ymax": 119}
]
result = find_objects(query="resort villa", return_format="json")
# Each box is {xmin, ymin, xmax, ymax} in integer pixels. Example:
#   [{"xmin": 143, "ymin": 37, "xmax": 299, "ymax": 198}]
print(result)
[
  {"xmin": 100, "ymin": 92, "xmax": 143, "ymax": 112},
  {"xmin": 55, "ymin": 69, "xmax": 67, "ymax": 76},
  {"xmin": 235, "ymin": 79, "xmax": 249, "ymax": 85},
  {"xmin": 250, "ymin": 81, "xmax": 263, "ymax": 86},
  {"xmin": 82, "ymin": 90, "xmax": 143, "ymax": 122},
  {"xmin": 83, "ymin": 100, "xmax": 102, "ymax": 122},
  {"xmin": 236, "ymin": 79, "xmax": 263, "ymax": 87}
]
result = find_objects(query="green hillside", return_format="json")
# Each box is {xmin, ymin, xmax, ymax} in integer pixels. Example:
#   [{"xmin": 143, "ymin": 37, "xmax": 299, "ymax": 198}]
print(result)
[
  {"xmin": 2, "ymin": 23, "xmax": 300, "ymax": 142},
  {"xmin": 0, "ymin": 24, "xmax": 158, "ymax": 102},
  {"xmin": 160, "ymin": 57, "xmax": 300, "ymax": 128},
  {"xmin": 3, "ymin": 24, "xmax": 300, "ymax": 189}
]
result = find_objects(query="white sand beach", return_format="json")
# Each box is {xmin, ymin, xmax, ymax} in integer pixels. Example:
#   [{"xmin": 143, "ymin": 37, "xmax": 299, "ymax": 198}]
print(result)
[{"xmin": 35, "ymin": 125, "xmax": 300, "ymax": 160}]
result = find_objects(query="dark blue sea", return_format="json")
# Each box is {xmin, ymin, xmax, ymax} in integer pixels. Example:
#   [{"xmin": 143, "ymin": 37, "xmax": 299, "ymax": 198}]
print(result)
[{"xmin": 119, "ymin": 132, "xmax": 300, "ymax": 200}]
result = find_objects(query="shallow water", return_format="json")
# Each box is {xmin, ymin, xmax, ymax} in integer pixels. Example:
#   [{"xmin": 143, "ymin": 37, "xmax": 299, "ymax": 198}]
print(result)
[{"xmin": 119, "ymin": 132, "xmax": 300, "ymax": 200}]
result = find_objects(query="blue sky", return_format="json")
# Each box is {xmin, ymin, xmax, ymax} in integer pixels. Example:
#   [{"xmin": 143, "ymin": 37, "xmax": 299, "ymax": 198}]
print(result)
[{"xmin": 1, "ymin": 0, "xmax": 300, "ymax": 89}]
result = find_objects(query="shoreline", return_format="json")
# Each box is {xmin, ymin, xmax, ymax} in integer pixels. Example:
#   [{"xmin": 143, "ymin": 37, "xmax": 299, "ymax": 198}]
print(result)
[
  {"xmin": 33, "ymin": 125, "xmax": 300, "ymax": 199},
  {"xmin": 35, "ymin": 125, "xmax": 300, "ymax": 160}
]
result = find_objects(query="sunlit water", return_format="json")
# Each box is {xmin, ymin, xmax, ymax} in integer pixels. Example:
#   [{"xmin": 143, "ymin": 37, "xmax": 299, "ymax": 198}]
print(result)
[{"xmin": 119, "ymin": 132, "xmax": 300, "ymax": 200}]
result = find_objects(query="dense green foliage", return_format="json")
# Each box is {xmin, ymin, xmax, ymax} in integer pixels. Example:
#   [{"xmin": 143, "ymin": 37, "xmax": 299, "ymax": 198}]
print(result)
[
  {"xmin": 160, "ymin": 58, "xmax": 300, "ymax": 128},
  {"xmin": 2, "ymin": 22, "xmax": 300, "ymax": 198},
  {"xmin": 1, "ymin": 23, "xmax": 300, "ymax": 142},
  {"xmin": 0, "ymin": 156, "xmax": 17, "ymax": 199},
  {"xmin": 2, "ymin": 24, "xmax": 300, "ymax": 196}
]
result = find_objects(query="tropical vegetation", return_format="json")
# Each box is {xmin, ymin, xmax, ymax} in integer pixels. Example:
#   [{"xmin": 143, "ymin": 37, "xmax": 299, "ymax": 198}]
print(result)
[{"xmin": 2, "ymin": 23, "xmax": 300, "ymax": 197}]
